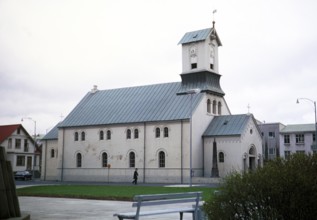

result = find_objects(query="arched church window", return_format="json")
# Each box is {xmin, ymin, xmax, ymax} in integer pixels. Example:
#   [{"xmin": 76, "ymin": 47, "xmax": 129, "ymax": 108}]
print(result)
[
  {"xmin": 81, "ymin": 132, "xmax": 85, "ymax": 141},
  {"xmin": 207, "ymin": 99, "xmax": 211, "ymax": 113},
  {"xmin": 102, "ymin": 152, "xmax": 108, "ymax": 167},
  {"xmin": 134, "ymin": 129, "xmax": 139, "ymax": 139},
  {"xmin": 159, "ymin": 151, "xmax": 165, "ymax": 168},
  {"xmin": 155, "ymin": 127, "xmax": 160, "ymax": 138},
  {"xmin": 218, "ymin": 101, "xmax": 222, "ymax": 115},
  {"xmin": 163, "ymin": 127, "xmax": 169, "ymax": 138},
  {"xmin": 212, "ymin": 100, "xmax": 217, "ymax": 114},
  {"xmin": 219, "ymin": 152, "xmax": 224, "ymax": 163},
  {"xmin": 127, "ymin": 129, "xmax": 131, "ymax": 139},
  {"xmin": 99, "ymin": 130, "xmax": 104, "ymax": 140},
  {"xmin": 106, "ymin": 130, "xmax": 111, "ymax": 140},
  {"xmin": 76, "ymin": 153, "xmax": 82, "ymax": 168},
  {"xmin": 129, "ymin": 152, "xmax": 135, "ymax": 168},
  {"xmin": 74, "ymin": 132, "xmax": 78, "ymax": 141}
]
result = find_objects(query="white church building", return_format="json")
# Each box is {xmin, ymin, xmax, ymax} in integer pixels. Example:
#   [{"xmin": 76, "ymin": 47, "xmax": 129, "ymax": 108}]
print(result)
[{"xmin": 41, "ymin": 22, "xmax": 262, "ymax": 184}]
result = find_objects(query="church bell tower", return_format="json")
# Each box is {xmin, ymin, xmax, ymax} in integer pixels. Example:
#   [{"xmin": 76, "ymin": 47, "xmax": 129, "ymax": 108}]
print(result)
[{"xmin": 177, "ymin": 21, "xmax": 225, "ymax": 96}]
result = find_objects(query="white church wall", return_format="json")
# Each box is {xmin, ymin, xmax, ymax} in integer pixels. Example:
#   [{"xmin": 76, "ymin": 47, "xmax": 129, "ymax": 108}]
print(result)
[{"xmin": 41, "ymin": 139, "xmax": 58, "ymax": 181}]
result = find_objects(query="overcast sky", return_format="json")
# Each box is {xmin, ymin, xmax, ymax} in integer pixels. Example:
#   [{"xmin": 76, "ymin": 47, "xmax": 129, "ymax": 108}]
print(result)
[{"xmin": 1, "ymin": 0, "xmax": 317, "ymax": 135}]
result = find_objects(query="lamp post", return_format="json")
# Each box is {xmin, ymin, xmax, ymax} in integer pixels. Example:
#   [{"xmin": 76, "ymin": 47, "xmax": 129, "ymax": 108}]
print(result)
[
  {"xmin": 185, "ymin": 88, "xmax": 201, "ymax": 187},
  {"xmin": 296, "ymin": 98, "xmax": 317, "ymax": 153},
  {"xmin": 21, "ymin": 117, "xmax": 36, "ymax": 179}
]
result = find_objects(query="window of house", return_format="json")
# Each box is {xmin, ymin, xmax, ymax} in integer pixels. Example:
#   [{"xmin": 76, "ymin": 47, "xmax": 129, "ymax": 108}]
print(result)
[
  {"xmin": 159, "ymin": 151, "xmax": 165, "ymax": 168},
  {"xmin": 16, "ymin": 156, "xmax": 25, "ymax": 166},
  {"xmin": 269, "ymin": 132, "xmax": 275, "ymax": 138},
  {"xmin": 218, "ymin": 101, "xmax": 222, "ymax": 115},
  {"xmin": 219, "ymin": 152, "xmax": 224, "ymax": 163},
  {"xmin": 296, "ymin": 134, "xmax": 304, "ymax": 144},
  {"xmin": 106, "ymin": 130, "xmax": 111, "ymax": 140},
  {"xmin": 51, "ymin": 149, "xmax": 55, "ymax": 158},
  {"xmin": 24, "ymin": 139, "xmax": 29, "ymax": 152},
  {"xmin": 155, "ymin": 127, "xmax": 160, "ymax": 138},
  {"xmin": 102, "ymin": 152, "xmax": 108, "ymax": 167},
  {"xmin": 8, "ymin": 138, "xmax": 12, "ymax": 149},
  {"xmin": 76, "ymin": 153, "xmax": 82, "ymax": 168},
  {"xmin": 212, "ymin": 100, "xmax": 217, "ymax": 114},
  {"xmin": 15, "ymin": 139, "xmax": 21, "ymax": 149},
  {"xmin": 207, "ymin": 99, "xmax": 211, "ymax": 113},
  {"xmin": 74, "ymin": 132, "xmax": 79, "ymax": 141},
  {"xmin": 134, "ymin": 129, "xmax": 139, "ymax": 139},
  {"xmin": 164, "ymin": 127, "xmax": 169, "ymax": 138},
  {"xmin": 99, "ymin": 131, "xmax": 104, "ymax": 140},
  {"xmin": 81, "ymin": 132, "xmax": 85, "ymax": 141},
  {"xmin": 17, "ymin": 128, "xmax": 21, "ymax": 134},
  {"xmin": 129, "ymin": 152, "xmax": 135, "ymax": 168},
  {"xmin": 284, "ymin": 134, "xmax": 290, "ymax": 144},
  {"xmin": 127, "ymin": 129, "xmax": 131, "ymax": 139},
  {"xmin": 313, "ymin": 133, "xmax": 316, "ymax": 142}
]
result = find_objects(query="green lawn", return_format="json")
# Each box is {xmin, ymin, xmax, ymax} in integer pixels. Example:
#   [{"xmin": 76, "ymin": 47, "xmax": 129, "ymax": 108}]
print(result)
[{"xmin": 17, "ymin": 185, "xmax": 217, "ymax": 201}]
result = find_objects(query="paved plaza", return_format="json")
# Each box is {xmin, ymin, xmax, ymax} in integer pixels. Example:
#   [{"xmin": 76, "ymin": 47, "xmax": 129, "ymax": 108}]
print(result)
[{"xmin": 19, "ymin": 196, "xmax": 196, "ymax": 220}]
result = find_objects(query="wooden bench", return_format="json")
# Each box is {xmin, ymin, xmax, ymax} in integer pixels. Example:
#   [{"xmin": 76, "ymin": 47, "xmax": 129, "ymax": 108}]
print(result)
[{"xmin": 113, "ymin": 191, "xmax": 202, "ymax": 220}]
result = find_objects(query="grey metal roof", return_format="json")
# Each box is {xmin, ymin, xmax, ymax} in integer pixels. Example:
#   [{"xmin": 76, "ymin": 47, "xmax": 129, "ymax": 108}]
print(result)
[
  {"xmin": 280, "ymin": 124, "xmax": 316, "ymax": 133},
  {"xmin": 203, "ymin": 114, "xmax": 252, "ymax": 137},
  {"xmin": 42, "ymin": 123, "xmax": 60, "ymax": 140},
  {"xmin": 178, "ymin": 28, "xmax": 212, "ymax": 45},
  {"xmin": 59, "ymin": 82, "xmax": 203, "ymax": 128}
]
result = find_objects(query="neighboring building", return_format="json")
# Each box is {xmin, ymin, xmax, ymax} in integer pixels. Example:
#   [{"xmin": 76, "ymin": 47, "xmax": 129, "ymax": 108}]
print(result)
[
  {"xmin": 280, "ymin": 124, "xmax": 316, "ymax": 158},
  {"xmin": 42, "ymin": 22, "xmax": 263, "ymax": 183},
  {"xmin": 258, "ymin": 123, "xmax": 285, "ymax": 161},
  {"xmin": 0, "ymin": 124, "xmax": 40, "ymax": 173}
]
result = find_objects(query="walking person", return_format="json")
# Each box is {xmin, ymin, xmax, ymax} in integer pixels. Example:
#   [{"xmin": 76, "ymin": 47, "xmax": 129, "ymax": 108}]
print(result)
[{"xmin": 132, "ymin": 168, "xmax": 138, "ymax": 185}]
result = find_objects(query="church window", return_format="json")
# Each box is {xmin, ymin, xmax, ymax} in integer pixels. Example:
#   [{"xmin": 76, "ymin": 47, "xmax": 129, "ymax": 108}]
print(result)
[
  {"xmin": 106, "ymin": 130, "xmax": 111, "ymax": 140},
  {"xmin": 219, "ymin": 152, "xmax": 224, "ymax": 163},
  {"xmin": 159, "ymin": 151, "xmax": 165, "ymax": 168},
  {"xmin": 76, "ymin": 153, "xmax": 82, "ymax": 168},
  {"xmin": 212, "ymin": 100, "xmax": 217, "ymax": 114},
  {"xmin": 51, "ymin": 149, "xmax": 55, "ymax": 158},
  {"xmin": 163, "ymin": 127, "xmax": 169, "ymax": 138},
  {"xmin": 127, "ymin": 129, "xmax": 131, "ymax": 139},
  {"xmin": 207, "ymin": 99, "xmax": 211, "ymax": 113},
  {"xmin": 102, "ymin": 152, "xmax": 108, "ymax": 167},
  {"xmin": 218, "ymin": 101, "xmax": 222, "ymax": 115},
  {"xmin": 74, "ymin": 132, "xmax": 79, "ymax": 141},
  {"xmin": 129, "ymin": 152, "xmax": 135, "ymax": 168},
  {"xmin": 134, "ymin": 129, "xmax": 139, "ymax": 139},
  {"xmin": 191, "ymin": 63, "xmax": 197, "ymax": 69},
  {"xmin": 99, "ymin": 130, "xmax": 104, "ymax": 140},
  {"xmin": 155, "ymin": 127, "xmax": 160, "ymax": 138},
  {"xmin": 81, "ymin": 132, "xmax": 85, "ymax": 141}
]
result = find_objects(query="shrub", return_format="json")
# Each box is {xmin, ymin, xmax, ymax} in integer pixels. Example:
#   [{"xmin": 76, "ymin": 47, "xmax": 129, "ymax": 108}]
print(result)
[{"xmin": 203, "ymin": 153, "xmax": 317, "ymax": 220}]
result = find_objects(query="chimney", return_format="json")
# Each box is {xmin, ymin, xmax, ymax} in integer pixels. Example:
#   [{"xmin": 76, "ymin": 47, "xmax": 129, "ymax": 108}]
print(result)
[{"xmin": 91, "ymin": 85, "xmax": 98, "ymax": 93}]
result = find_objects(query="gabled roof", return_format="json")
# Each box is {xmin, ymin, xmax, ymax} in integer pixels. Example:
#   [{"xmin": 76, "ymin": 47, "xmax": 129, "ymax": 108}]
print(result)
[
  {"xmin": 178, "ymin": 27, "xmax": 222, "ymax": 46},
  {"xmin": 0, "ymin": 124, "xmax": 21, "ymax": 143},
  {"xmin": 280, "ymin": 124, "xmax": 316, "ymax": 133},
  {"xmin": 0, "ymin": 124, "xmax": 34, "ymax": 144},
  {"xmin": 42, "ymin": 123, "xmax": 60, "ymax": 140},
  {"xmin": 203, "ymin": 114, "xmax": 252, "ymax": 137},
  {"xmin": 59, "ymin": 82, "xmax": 203, "ymax": 128}
]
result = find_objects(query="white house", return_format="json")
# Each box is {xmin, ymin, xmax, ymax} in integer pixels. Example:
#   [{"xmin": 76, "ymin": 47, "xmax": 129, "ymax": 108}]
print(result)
[
  {"xmin": 280, "ymin": 124, "xmax": 317, "ymax": 158},
  {"xmin": 41, "ymin": 22, "xmax": 262, "ymax": 183},
  {"xmin": 0, "ymin": 124, "xmax": 39, "ymax": 173}
]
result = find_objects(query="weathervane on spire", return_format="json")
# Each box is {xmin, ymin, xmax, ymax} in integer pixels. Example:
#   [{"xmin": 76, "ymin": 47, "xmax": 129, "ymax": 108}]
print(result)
[{"xmin": 212, "ymin": 9, "xmax": 217, "ymax": 28}]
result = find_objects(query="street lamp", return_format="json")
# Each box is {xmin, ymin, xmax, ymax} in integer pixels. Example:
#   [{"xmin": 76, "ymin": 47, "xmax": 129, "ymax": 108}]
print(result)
[
  {"xmin": 21, "ymin": 117, "xmax": 37, "ymax": 179},
  {"xmin": 296, "ymin": 98, "xmax": 317, "ymax": 153},
  {"xmin": 185, "ymin": 88, "xmax": 201, "ymax": 187}
]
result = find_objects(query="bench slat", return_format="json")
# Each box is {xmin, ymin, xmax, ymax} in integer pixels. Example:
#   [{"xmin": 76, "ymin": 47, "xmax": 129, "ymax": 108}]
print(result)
[
  {"xmin": 132, "ymin": 197, "xmax": 197, "ymax": 207},
  {"xmin": 133, "ymin": 192, "xmax": 202, "ymax": 201},
  {"xmin": 114, "ymin": 207, "xmax": 195, "ymax": 217}
]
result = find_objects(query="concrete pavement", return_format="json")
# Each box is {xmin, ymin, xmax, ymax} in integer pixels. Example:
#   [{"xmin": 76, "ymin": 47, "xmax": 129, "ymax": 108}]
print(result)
[{"xmin": 19, "ymin": 196, "xmax": 197, "ymax": 220}]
